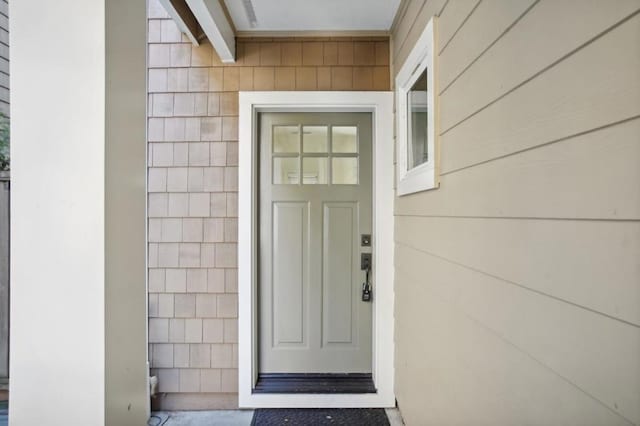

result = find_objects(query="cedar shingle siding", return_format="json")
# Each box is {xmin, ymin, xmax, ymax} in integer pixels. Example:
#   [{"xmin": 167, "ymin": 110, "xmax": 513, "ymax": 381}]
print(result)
[{"xmin": 147, "ymin": 0, "xmax": 390, "ymax": 410}]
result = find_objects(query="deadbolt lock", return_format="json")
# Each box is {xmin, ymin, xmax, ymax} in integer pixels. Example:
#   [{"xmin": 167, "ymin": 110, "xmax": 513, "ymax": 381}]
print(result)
[{"xmin": 360, "ymin": 253, "xmax": 371, "ymax": 270}]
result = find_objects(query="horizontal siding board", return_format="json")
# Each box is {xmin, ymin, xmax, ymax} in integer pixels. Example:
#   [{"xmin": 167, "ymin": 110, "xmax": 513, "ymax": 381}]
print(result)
[
  {"xmin": 0, "ymin": 43, "xmax": 8, "ymax": 61},
  {"xmin": 437, "ymin": 0, "xmax": 480, "ymax": 54},
  {"xmin": 439, "ymin": 0, "xmax": 640, "ymax": 131},
  {"xmin": 439, "ymin": 0, "xmax": 536, "ymax": 90},
  {"xmin": 395, "ymin": 248, "xmax": 640, "ymax": 425},
  {"xmin": 396, "ymin": 118, "xmax": 640, "ymax": 220},
  {"xmin": 393, "ymin": 0, "xmax": 446, "ymax": 73},
  {"xmin": 440, "ymin": 13, "xmax": 640, "ymax": 173},
  {"xmin": 395, "ymin": 216, "xmax": 640, "ymax": 327},
  {"xmin": 395, "ymin": 268, "xmax": 632, "ymax": 426},
  {"xmin": 0, "ymin": 87, "xmax": 8, "ymax": 105}
]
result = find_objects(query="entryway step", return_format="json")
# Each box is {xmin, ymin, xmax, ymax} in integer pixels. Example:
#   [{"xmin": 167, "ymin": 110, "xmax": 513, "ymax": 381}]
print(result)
[{"xmin": 253, "ymin": 373, "xmax": 376, "ymax": 394}]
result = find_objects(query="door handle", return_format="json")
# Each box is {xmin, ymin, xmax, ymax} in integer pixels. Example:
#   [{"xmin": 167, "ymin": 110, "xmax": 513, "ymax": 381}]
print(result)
[{"xmin": 361, "ymin": 254, "xmax": 372, "ymax": 302}]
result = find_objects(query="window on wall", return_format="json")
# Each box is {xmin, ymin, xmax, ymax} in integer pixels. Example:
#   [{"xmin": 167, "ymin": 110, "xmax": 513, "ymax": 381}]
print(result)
[
  {"xmin": 407, "ymin": 70, "xmax": 429, "ymax": 168},
  {"xmin": 396, "ymin": 17, "xmax": 439, "ymax": 195}
]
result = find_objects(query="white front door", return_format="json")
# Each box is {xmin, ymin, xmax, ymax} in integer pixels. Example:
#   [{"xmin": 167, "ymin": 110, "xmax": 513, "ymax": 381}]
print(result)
[{"xmin": 259, "ymin": 112, "xmax": 373, "ymax": 374}]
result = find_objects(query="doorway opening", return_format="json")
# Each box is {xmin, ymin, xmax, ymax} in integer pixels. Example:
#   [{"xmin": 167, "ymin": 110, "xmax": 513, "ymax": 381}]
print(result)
[
  {"xmin": 238, "ymin": 91, "xmax": 394, "ymax": 408},
  {"xmin": 255, "ymin": 112, "xmax": 374, "ymax": 394}
]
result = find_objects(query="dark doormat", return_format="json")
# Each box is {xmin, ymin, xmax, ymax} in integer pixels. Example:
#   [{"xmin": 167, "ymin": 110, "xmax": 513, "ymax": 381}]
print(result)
[
  {"xmin": 251, "ymin": 408, "xmax": 390, "ymax": 425},
  {"xmin": 254, "ymin": 373, "xmax": 376, "ymax": 394}
]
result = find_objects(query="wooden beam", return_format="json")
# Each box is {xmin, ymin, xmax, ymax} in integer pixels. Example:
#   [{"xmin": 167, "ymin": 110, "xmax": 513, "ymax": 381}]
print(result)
[
  {"xmin": 158, "ymin": 0, "xmax": 200, "ymax": 46},
  {"xmin": 185, "ymin": 0, "xmax": 236, "ymax": 63}
]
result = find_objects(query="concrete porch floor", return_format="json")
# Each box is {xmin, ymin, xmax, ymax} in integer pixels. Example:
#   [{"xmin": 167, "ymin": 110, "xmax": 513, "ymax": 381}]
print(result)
[{"xmin": 148, "ymin": 408, "xmax": 404, "ymax": 425}]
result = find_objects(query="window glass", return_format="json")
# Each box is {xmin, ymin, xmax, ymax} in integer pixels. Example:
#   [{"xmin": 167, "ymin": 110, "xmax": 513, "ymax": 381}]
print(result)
[
  {"xmin": 302, "ymin": 157, "xmax": 328, "ymax": 184},
  {"xmin": 273, "ymin": 126, "xmax": 299, "ymax": 153},
  {"xmin": 407, "ymin": 69, "xmax": 428, "ymax": 168},
  {"xmin": 303, "ymin": 126, "xmax": 328, "ymax": 153},
  {"xmin": 273, "ymin": 157, "xmax": 299, "ymax": 184},
  {"xmin": 273, "ymin": 123, "xmax": 361, "ymax": 186},
  {"xmin": 332, "ymin": 126, "xmax": 357, "ymax": 153},
  {"xmin": 332, "ymin": 158, "xmax": 358, "ymax": 184}
]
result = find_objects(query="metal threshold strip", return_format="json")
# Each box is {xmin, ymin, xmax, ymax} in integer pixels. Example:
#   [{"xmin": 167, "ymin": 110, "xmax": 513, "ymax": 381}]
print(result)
[{"xmin": 254, "ymin": 373, "xmax": 376, "ymax": 394}]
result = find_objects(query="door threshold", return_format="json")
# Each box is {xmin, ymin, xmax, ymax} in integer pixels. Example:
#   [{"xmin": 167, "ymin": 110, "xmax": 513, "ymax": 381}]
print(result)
[{"xmin": 254, "ymin": 373, "xmax": 376, "ymax": 394}]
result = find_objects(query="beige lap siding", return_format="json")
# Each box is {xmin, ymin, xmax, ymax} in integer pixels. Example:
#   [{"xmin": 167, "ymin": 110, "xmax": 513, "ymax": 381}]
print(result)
[
  {"xmin": 392, "ymin": 1, "xmax": 640, "ymax": 425},
  {"xmin": 146, "ymin": 0, "xmax": 390, "ymax": 410}
]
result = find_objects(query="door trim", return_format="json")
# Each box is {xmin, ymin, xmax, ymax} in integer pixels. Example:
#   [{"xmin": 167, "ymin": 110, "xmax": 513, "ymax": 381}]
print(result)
[{"xmin": 238, "ymin": 92, "xmax": 394, "ymax": 408}]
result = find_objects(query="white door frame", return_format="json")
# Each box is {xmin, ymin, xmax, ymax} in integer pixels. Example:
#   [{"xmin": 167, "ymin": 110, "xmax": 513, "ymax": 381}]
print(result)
[{"xmin": 238, "ymin": 91, "xmax": 394, "ymax": 408}]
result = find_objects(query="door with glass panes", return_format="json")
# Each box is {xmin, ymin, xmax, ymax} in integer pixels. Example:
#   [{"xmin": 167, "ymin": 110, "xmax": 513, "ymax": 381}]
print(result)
[{"xmin": 259, "ymin": 112, "xmax": 372, "ymax": 373}]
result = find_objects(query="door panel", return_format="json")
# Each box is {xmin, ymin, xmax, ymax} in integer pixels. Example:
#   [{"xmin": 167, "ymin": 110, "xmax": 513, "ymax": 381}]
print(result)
[
  {"xmin": 323, "ymin": 202, "xmax": 358, "ymax": 346},
  {"xmin": 259, "ymin": 112, "xmax": 372, "ymax": 374},
  {"xmin": 272, "ymin": 202, "xmax": 308, "ymax": 347}
]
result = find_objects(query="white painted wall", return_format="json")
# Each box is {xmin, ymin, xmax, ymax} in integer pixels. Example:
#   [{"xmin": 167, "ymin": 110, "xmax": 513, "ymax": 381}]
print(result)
[
  {"xmin": 10, "ymin": 0, "xmax": 148, "ymax": 424},
  {"xmin": 10, "ymin": 1, "xmax": 105, "ymax": 423}
]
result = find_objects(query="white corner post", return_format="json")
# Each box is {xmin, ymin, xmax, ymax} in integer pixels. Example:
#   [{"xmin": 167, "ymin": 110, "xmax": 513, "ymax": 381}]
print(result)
[
  {"xmin": 238, "ymin": 92, "xmax": 395, "ymax": 408},
  {"xmin": 10, "ymin": 1, "xmax": 148, "ymax": 425}
]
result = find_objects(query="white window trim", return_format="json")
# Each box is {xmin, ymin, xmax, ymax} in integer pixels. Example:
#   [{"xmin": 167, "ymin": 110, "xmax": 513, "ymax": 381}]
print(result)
[
  {"xmin": 238, "ymin": 91, "xmax": 395, "ymax": 408},
  {"xmin": 396, "ymin": 16, "xmax": 439, "ymax": 196}
]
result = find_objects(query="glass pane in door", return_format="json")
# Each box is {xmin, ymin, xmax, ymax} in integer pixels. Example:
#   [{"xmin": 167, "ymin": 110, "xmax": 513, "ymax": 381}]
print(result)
[
  {"xmin": 332, "ymin": 157, "xmax": 358, "ymax": 184},
  {"xmin": 302, "ymin": 157, "xmax": 328, "ymax": 184},
  {"xmin": 273, "ymin": 157, "xmax": 299, "ymax": 184},
  {"xmin": 303, "ymin": 126, "xmax": 328, "ymax": 153},
  {"xmin": 274, "ymin": 126, "xmax": 300, "ymax": 153},
  {"xmin": 332, "ymin": 126, "xmax": 357, "ymax": 153}
]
